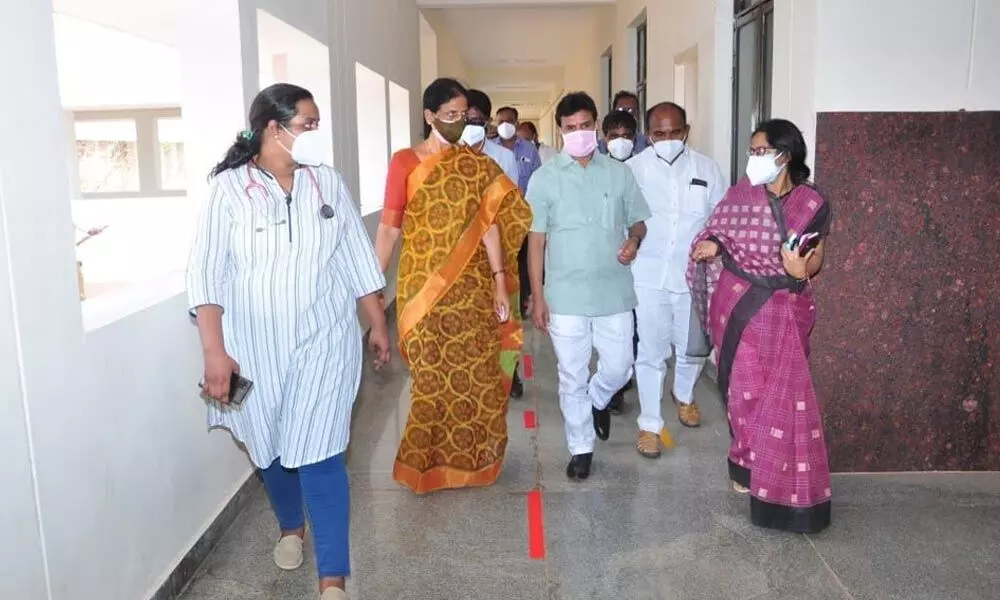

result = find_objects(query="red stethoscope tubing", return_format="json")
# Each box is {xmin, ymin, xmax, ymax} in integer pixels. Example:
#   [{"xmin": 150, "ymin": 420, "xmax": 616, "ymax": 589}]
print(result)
[{"xmin": 243, "ymin": 162, "xmax": 331, "ymax": 218}]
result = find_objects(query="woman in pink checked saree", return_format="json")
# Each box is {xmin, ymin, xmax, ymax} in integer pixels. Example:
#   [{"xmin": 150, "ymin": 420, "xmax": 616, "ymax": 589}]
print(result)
[{"xmin": 689, "ymin": 119, "xmax": 832, "ymax": 533}]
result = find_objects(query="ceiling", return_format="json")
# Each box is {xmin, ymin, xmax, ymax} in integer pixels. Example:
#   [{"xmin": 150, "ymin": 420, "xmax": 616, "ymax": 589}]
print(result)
[
  {"xmin": 423, "ymin": 6, "xmax": 603, "ymax": 69},
  {"xmin": 52, "ymin": 0, "xmax": 179, "ymax": 45},
  {"xmin": 422, "ymin": 4, "xmax": 606, "ymax": 119},
  {"xmin": 417, "ymin": 0, "xmax": 612, "ymax": 6}
]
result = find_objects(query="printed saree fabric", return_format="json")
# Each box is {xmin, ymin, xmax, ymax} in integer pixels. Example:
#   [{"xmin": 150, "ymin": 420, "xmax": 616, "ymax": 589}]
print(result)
[
  {"xmin": 383, "ymin": 146, "xmax": 531, "ymax": 494},
  {"xmin": 687, "ymin": 178, "xmax": 833, "ymax": 533}
]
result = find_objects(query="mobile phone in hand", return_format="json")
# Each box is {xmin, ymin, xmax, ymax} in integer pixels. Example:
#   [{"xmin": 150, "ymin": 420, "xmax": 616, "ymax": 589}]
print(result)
[
  {"xmin": 797, "ymin": 232, "xmax": 820, "ymax": 256},
  {"xmin": 198, "ymin": 373, "xmax": 254, "ymax": 406}
]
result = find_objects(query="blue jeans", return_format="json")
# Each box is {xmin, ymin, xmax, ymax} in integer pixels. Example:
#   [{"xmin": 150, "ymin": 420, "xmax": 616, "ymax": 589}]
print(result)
[{"xmin": 259, "ymin": 453, "xmax": 350, "ymax": 578}]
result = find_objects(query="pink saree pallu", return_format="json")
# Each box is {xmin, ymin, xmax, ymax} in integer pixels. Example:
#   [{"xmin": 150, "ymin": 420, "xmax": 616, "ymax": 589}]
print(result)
[{"xmin": 688, "ymin": 177, "xmax": 833, "ymax": 533}]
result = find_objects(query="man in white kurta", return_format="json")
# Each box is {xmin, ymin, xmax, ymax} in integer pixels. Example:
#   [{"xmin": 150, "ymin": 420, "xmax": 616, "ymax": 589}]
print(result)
[
  {"xmin": 187, "ymin": 162, "xmax": 385, "ymax": 469},
  {"xmin": 627, "ymin": 102, "xmax": 725, "ymax": 457}
]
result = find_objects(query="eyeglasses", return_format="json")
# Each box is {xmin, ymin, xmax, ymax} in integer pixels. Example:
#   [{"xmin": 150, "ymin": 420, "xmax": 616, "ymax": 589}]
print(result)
[
  {"xmin": 286, "ymin": 118, "xmax": 320, "ymax": 134},
  {"xmin": 436, "ymin": 109, "xmax": 467, "ymax": 122},
  {"xmin": 747, "ymin": 145, "xmax": 776, "ymax": 157}
]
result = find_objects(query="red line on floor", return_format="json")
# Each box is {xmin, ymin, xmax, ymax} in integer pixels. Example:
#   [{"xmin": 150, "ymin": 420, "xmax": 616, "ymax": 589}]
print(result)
[
  {"xmin": 526, "ymin": 489, "xmax": 546, "ymax": 560},
  {"xmin": 522, "ymin": 354, "xmax": 534, "ymax": 380},
  {"xmin": 523, "ymin": 409, "xmax": 537, "ymax": 429}
]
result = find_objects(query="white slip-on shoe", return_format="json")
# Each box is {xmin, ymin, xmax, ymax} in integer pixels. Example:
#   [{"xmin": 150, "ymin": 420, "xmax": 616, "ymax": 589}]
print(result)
[
  {"xmin": 320, "ymin": 587, "xmax": 349, "ymax": 600},
  {"xmin": 273, "ymin": 535, "xmax": 304, "ymax": 570}
]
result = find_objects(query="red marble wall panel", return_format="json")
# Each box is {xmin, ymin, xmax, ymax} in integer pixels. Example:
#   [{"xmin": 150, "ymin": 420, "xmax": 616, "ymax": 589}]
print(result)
[{"xmin": 812, "ymin": 111, "xmax": 1000, "ymax": 471}]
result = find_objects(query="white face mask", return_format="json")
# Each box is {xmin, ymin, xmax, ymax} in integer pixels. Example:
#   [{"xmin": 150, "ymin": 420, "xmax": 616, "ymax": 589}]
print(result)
[
  {"xmin": 745, "ymin": 152, "xmax": 786, "ymax": 186},
  {"xmin": 281, "ymin": 126, "xmax": 328, "ymax": 166},
  {"xmin": 653, "ymin": 139, "xmax": 685, "ymax": 164},
  {"xmin": 497, "ymin": 122, "xmax": 517, "ymax": 140},
  {"xmin": 459, "ymin": 124, "xmax": 486, "ymax": 147},
  {"xmin": 607, "ymin": 137, "xmax": 634, "ymax": 161}
]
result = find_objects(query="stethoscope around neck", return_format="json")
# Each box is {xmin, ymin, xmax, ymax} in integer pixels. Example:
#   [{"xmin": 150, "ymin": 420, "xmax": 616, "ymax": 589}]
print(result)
[{"xmin": 244, "ymin": 162, "xmax": 334, "ymax": 220}]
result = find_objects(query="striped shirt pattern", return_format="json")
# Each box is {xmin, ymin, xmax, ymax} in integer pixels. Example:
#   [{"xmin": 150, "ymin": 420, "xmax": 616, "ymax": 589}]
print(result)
[{"xmin": 187, "ymin": 164, "xmax": 385, "ymax": 469}]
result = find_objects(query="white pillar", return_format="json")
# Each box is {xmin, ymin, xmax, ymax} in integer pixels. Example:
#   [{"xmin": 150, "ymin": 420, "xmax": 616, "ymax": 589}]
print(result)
[
  {"xmin": 711, "ymin": 0, "xmax": 735, "ymax": 179},
  {"xmin": 178, "ymin": 0, "xmax": 259, "ymax": 197},
  {"xmin": 0, "ymin": 1, "xmax": 83, "ymax": 598}
]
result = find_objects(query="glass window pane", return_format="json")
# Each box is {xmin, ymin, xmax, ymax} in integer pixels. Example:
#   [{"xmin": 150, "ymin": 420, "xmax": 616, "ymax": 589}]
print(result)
[
  {"xmin": 637, "ymin": 85, "xmax": 647, "ymax": 132},
  {"xmin": 75, "ymin": 119, "xmax": 139, "ymax": 193},
  {"xmin": 762, "ymin": 9, "xmax": 774, "ymax": 121},
  {"xmin": 733, "ymin": 18, "xmax": 760, "ymax": 183},
  {"xmin": 637, "ymin": 24, "xmax": 647, "ymax": 83},
  {"xmin": 156, "ymin": 117, "xmax": 186, "ymax": 191}
]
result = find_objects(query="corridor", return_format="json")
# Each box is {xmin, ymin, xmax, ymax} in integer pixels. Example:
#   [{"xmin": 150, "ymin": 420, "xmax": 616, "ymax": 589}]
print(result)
[
  {"xmin": 177, "ymin": 325, "xmax": 1000, "ymax": 600},
  {"xmin": 3, "ymin": 1, "xmax": 999, "ymax": 599}
]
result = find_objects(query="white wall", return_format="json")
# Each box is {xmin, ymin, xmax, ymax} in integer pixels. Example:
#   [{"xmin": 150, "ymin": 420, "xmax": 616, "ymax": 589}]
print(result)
[
  {"xmin": 0, "ymin": 176, "xmax": 49, "ymax": 600},
  {"xmin": 328, "ymin": 0, "xmax": 422, "ymax": 305},
  {"xmin": 420, "ymin": 11, "xmax": 469, "ymax": 84},
  {"xmin": 0, "ymin": 1, "xmax": 256, "ymax": 598},
  {"xmin": 420, "ymin": 13, "xmax": 438, "ymax": 91},
  {"xmin": 606, "ymin": 0, "xmax": 732, "ymax": 170},
  {"xmin": 0, "ymin": 0, "xmax": 422, "ymax": 599},
  {"xmin": 770, "ymin": 0, "xmax": 1000, "ymax": 174},
  {"xmin": 53, "ymin": 13, "xmax": 182, "ymax": 110},
  {"xmin": 815, "ymin": 0, "xmax": 1000, "ymax": 112},
  {"xmin": 770, "ymin": 0, "xmax": 819, "ymax": 171}
]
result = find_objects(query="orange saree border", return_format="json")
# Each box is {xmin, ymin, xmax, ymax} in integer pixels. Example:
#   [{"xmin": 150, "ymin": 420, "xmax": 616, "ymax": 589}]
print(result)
[
  {"xmin": 392, "ymin": 457, "xmax": 504, "ymax": 495},
  {"xmin": 396, "ymin": 173, "xmax": 517, "ymax": 346},
  {"xmin": 404, "ymin": 150, "xmax": 444, "ymax": 200}
]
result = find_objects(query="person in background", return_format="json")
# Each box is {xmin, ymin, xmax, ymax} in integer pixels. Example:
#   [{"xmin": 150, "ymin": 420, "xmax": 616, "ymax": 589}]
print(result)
[
  {"xmin": 517, "ymin": 121, "xmax": 559, "ymax": 164},
  {"xmin": 375, "ymin": 78, "xmax": 532, "ymax": 494},
  {"xmin": 601, "ymin": 109, "xmax": 641, "ymax": 414},
  {"xmin": 461, "ymin": 88, "xmax": 519, "ymax": 186},
  {"xmin": 188, "ymin": 83, "xmax": 390, "ymax": 600},
  {"xmin": 628, "ymin": 101, "xmax": 725, "ymax": 459},
  {"xmin": 598, "ymin": 90, "xmax": 648, "ymax": 155},
  {"xmin": 494, "ymin": 105, "xmax": 543, "ymax": 379},
  {"xmin": 493, "ymin": 106, "xmax": 542, "ymax": 193},
  {"xmin": 689, "ymin": 118, "xmax": 832, "ymax": 533},
  {"xmin": 526, "ymin": 91, "xmax": 651, "ymax": 481},
  {"xmin": 602, "ymin": 110, "xmax": 638, "ymax": 162}
]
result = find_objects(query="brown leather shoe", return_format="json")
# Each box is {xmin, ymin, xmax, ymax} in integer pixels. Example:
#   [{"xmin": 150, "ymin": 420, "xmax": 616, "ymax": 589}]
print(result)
[
  {"xmin": 677, "ymin": 402, "xmax": 701, "ymax": 428},
  {"xmin": 636, "ymin": 431, "xmax": 661, "ymax": 459}
]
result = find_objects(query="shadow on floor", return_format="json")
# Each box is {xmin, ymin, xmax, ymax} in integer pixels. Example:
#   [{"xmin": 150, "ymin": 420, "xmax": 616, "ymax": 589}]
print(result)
[{"xmin": 179, "ymin": 325, "xmax": 1000, "ymax": 600}]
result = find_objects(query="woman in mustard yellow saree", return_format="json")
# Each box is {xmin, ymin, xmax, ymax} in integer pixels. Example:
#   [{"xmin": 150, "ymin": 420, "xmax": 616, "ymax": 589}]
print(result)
[{"xmin": 374, "ymin": 78, "xmax": 531, "ymax": 494}]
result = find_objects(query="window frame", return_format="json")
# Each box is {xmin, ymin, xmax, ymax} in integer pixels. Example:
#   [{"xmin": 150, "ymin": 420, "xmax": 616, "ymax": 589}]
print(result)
[
  {"xmin": 730, "ymin": 1, "xmax": 774, "ymax": 183},
  {"xmin": 635, "ymin": 21, "xmax": 648, "ymax": 132},
  {"xmin": 601, "ymin": 48, "xmax": 614, "ymax": 117},
  {"xmin": 71, "ymin": 107, "xmax": 185, "ymax": 200},
  {"xmin": 734, "ymin": 0, "xmax": 771, "ymax": 15}
]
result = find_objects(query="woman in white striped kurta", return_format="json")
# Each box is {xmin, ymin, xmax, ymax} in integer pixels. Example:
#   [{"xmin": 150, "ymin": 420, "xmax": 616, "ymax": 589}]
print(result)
[{"xmin": 187, "ymin": 84, "xmax": 386, "ymax": 600}]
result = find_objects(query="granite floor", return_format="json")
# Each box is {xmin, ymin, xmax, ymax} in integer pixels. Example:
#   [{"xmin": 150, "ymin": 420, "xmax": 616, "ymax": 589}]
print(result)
[{"xmin": 178, "ymin": 325, "xmax": 1000, "ymax": 600}]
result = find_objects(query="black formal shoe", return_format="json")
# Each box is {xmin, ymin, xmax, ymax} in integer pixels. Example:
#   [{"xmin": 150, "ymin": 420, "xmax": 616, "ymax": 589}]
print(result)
[
  {"xmin": 593, "ymin": 405, "xmax": 611, "ymax": 441},
  {"xmin": 608, "ymin": 389, "xmax": 625, "ymax": 415},
  {"xmin": 566, "ymin": 453, "xmax": 593, "ymax": 481},
  {"xmin": 510, "ymin": 371, "xmax": 524, "ymax": 399}
]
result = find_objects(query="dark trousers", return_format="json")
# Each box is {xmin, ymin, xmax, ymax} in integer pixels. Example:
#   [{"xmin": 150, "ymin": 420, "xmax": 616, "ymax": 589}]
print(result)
[{"xmin": 518, "ymin": 240, "xmax": 531, "ymax": 301}]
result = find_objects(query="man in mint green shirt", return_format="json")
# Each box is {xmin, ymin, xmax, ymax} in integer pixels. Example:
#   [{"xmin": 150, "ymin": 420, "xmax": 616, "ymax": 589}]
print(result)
[{"xmin": 525, "ymin": 91, "xmax": 651, "ymax": 481}]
